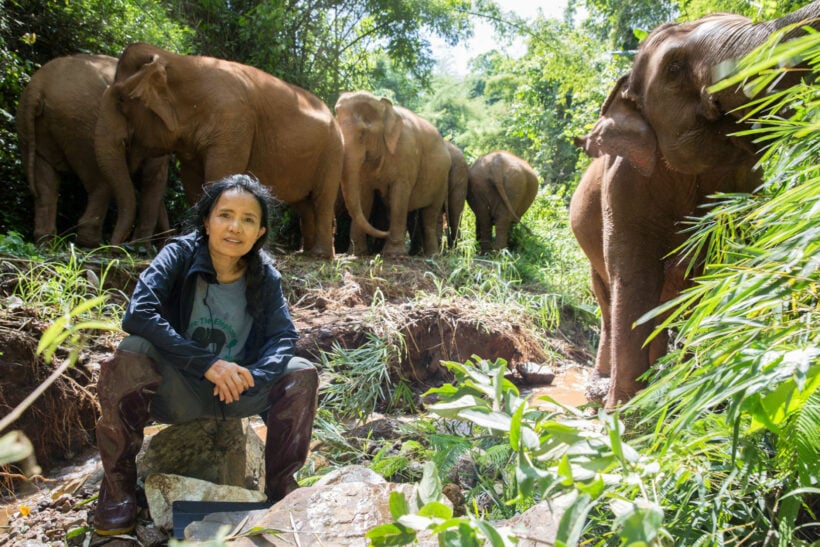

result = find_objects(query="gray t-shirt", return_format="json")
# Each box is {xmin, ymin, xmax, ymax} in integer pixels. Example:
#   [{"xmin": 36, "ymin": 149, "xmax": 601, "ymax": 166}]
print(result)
[{"xmin": 186, "ymin": 275, "xmax": 253, "ymax": 361}]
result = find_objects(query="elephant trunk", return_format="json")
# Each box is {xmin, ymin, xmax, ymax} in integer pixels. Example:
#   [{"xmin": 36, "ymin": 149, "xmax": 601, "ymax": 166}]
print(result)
[
  {"xmin": 340, "ymin": 150, "xmax": 389, "ymax": 239},
  {"xmin": 16, "ymin": 84, "xmax": 41, "ymax": 200},
  {"xmin": 95, "ymin": 85, "xmax": 137, "ymax": 245}
]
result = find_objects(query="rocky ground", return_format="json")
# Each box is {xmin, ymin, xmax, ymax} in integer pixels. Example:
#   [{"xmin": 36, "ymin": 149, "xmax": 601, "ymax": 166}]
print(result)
[{"xmin": 0, "ymin": 252, "xmax": 598, "ymax": 545}]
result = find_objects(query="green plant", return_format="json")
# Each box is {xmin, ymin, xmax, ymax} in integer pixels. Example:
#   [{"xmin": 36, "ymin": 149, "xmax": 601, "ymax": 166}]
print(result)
[
  {"xmin": 319, "ymin": 332, "xmax": 406, "ymax": 424},
  {"xmin": 0, "ymin": 231, "xmax": 38, "ymax": 257},
  {"xmin": 617, "ymin": 27, "xmax": 820, "ymax": 545},
  {"xmin": 0, "ymin": 296, "xmax": 116, "ymax": 470},
  {"xmin": 4, "ymin": 243, "xmax": 132, "ymax": 320},
  {"xmin": 367, "ymin": 461, "xmax": 519, "ymax": 546}
]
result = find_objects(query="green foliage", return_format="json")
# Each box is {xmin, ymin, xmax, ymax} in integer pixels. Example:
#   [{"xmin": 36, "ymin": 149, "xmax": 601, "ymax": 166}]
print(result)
[
  {"xmin": 0, "ymin": 231, "xmax": 39, "ymax": 257},
  {"xmin": 319, "ymin": 332, "xmax": 407, "ymax": 424},
  {"xmin": 677, "ymin": 0, "xmax": 813, "ymax": 20},
  {"xmin": 0, "ymin": 294, "xmax": 117, "ymax": 477},
  {"xmin": 370, "ymin": 21, "xmax": 820, "ymax": 546},
  {"xmin": 3, "ymin": 243, "xmax": 132, "ymax": 320},
  {"xmin": 0, "ymin": 431, "xmax": 33, "ymax": 466},
  {"xmin": 367, "ymin": 461, "xmax": 519, "ymax": 546},
  {"xmin": 579, "ymin": 0, "xmax": 676, "ymax": 51},
  {"xmin": 366, "ymin": 34, "xmax": 820, "ymax": 542},
  {"xmin": 171, "ymin": 0, "xmax": 473, "ymax": 105}
]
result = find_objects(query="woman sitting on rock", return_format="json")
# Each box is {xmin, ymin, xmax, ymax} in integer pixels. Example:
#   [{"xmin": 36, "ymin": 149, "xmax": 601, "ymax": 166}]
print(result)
[{"xmin": 93, "ymin": 173, "xmax": 318, "ymax": 536}]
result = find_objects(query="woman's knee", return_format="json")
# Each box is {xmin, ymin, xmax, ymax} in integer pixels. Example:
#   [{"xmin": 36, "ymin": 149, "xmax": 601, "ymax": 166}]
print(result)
[
  {"xmin": 118, "ymin": 335, "xmax": 155, "ymax": 356},
  {"xmin": 283, "ymin": 356, "xmax": 315, "ymax": 375}
]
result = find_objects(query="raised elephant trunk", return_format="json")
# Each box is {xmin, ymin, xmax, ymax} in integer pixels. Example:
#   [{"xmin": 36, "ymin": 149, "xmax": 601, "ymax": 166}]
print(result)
[
  {"xmin": 339, "ymin": 140, "xmax": 389, "ymax": 239},
  {"xmin": 95, "ymin": 85, "xmax": 137, "ymax": 245}
]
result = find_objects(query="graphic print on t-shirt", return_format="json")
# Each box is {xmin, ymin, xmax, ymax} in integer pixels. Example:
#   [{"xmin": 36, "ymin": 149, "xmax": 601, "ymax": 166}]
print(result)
[
  {"xmin": 186, "ymin": 276, "xmax": 252, "ymax": 361},
  {"xmin": 190, "ymin": 321, "xmax": 235, "ymax": 356}
]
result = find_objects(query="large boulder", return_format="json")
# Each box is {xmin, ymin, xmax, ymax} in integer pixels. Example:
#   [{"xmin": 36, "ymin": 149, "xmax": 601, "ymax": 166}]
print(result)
[
  {"xmin": 184, "ymin": 466, "xmax": 448, "ymax": 546},
  {"xmin": 145, "ymin": 473, "xmax": 267, "ymax": 531},
  {"xmin": 137, "ymin": 417, "xmax": 265, "ymax": 490}
]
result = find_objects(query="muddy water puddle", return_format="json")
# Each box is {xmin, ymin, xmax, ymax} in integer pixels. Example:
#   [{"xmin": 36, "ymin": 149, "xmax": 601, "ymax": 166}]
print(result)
[{"xmin": 525, "ymin": 365, "xmax": 590, "ymax": 409}]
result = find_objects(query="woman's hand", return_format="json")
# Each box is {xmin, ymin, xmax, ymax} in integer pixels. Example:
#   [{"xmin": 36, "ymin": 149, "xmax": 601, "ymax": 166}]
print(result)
[{"xmin": 205, "ymin": 359, "xmax": 255, "ymax": 404}]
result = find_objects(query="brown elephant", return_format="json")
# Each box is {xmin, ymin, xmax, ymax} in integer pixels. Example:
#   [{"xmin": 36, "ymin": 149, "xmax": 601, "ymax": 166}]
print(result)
[
  {"xmin": 616, "ymin": 1, "xmax": 820, "ymax": 177},
  {"xmin": 444, "ymin": 141, "xmax": 469, "ymax": 249},
  {"xmin": 570, "ymin": 1, "xmax": 820, "ymax": 409},
  {"xmin": 334, "ymin": 91, "xmax": 451, "ymax": 257},
  {"xmin": 95, "ymin": 43, "xmax": 343, "ymax": 257},
  {"xmin": 15, "ymin": 53, "xmax": 169, "ymax": 247},
  {"xmin": 466, "ymin": 150, "xmax": 538, "ymax": 253},
  {"xmin": 407, "ymin": 140, "xmax": 469, "ymax": 254}
]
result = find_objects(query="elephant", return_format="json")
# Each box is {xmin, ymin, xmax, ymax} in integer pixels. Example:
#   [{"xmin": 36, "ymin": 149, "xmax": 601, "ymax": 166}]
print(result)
[
  {"xmin": 15, "ymin": 53, "xmax": 169, "ymax": 247},
  {"xmin": 94, "ymin": 43, "xmax": 343, "ymax": 258},
  {"xmin": 614, "ymin": 1, "xmax": 820, "ymax": 178},
  {"xmin": 334, "ymin": 91, "xmax": 451, "ymax": 257},
  {"xmin": 407, "ymin": 140, "xmax": 469, "ymax": 254},
  {"xmin": 570, "ymin": 1, "xmax": 820, "ymax": 411},
  {"xmin": 466, "ymin": 151, "xmax": 538, "ymax": 253},
  {"xmin": 443, "ymin": 141, "xmax": 469, "ymax": 249}
]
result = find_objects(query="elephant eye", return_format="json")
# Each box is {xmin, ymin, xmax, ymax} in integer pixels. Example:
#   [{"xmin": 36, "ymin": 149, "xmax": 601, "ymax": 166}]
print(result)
[{"xmin": 666, "ymin": 60, "xmax": 686, "ymax": 79}]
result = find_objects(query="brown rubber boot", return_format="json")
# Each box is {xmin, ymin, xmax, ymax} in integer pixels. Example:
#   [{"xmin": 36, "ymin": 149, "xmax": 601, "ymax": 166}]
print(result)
[
  {"xmin": 264, "ymin": 367, "xmax": 319, "ymax": 502},
  {"xmin": 93, "ymin": 350, "xmax": 161, "ymax": 536}
]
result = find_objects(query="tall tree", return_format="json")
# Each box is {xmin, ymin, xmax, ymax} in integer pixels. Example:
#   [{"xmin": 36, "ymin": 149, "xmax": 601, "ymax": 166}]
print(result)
[{"xmin": 169, "ymin": 0, "xmax": 475, "ymax": 104}]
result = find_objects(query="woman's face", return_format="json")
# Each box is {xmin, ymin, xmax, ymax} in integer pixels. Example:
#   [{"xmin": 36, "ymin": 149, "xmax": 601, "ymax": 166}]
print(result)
[{"xmin": 203, "ymin": 188, "xmax": 266, "ymax": 262}]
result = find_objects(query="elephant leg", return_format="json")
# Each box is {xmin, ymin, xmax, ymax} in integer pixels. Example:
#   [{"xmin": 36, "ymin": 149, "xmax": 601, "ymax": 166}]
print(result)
[
  {"xmin": 383, "ymin": 187, "xmax": 411, "ymax": 257},
  {"xmin": 476, "ymin": 209, "xmax": 493, "ymax": 254},
  {"xmin": 419, "ymin": 204, "xmax": 441, "ymax": 256},
  {"xmin": 447, "ymin": 203, "xmax": 462, "ymax": 249},
  {"xmin": 133, "ymin": 157, "xmax": 169, "ymax": 243},
  {"xmin": 493, "ymin": 216, "xmax": 512, "ymax": 251},
  {"xmin": 291, "ymin": 200, "xmax": 317, "ymax": 253},
  {"xmin": 32, "ymin": 160, "xmax": 61, "ymax": 244},
  {"xmin": 180, "ymin": 161, "xmax": 204, "ymax": 204},
  {"xmin": 70, "ymin": 156, "xmax": 110, "ymax": 247},
  {"xmin": 77, "ymin": 182, "xmax": 112, "ymax": 248},
  {"xmin": 305, "ymin": 154, "xmax": 341, "ymax": 258},
  {"xmin": 407, "ymin": 211, "xmax": 423, "ymax": 256},
  {"xmin": 156, "ymin": 202, "xmax": 170, "ymax": 239},
  {"xmin": 590, "ymin": 265, "xmax": 612, "ymax": 378},
  {"xmin": 350, "ymin": 190, "xmax": 375, "ymax": 256},
  {"xmin": 607, "ymin": 255, "xmax": 662, "ymax": 408}
]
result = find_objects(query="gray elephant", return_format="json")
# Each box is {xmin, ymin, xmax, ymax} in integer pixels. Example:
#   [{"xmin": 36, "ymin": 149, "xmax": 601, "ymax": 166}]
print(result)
[
  {"xmin": 570, "ymin": 0, "xmax": 820, "ymax": 409},
  {"xmin": 334, "ymin": 91, "xmax": 451, "ymax": 257},
  {"xmin": 94, "ymin": 43, "xmax": 343, "ymax": 258},
  {"xmin": 15, "ymin": 53, "xmax": 169, "ymax": 247},
  {"xmin": 467, "ymin": 151, "xmax": 538, "ymax": 253}
]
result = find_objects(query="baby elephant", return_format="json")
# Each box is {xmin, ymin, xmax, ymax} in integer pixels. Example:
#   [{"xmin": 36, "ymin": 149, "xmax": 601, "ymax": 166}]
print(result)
[{"xmin": 467, "ymin": 151, "xmax": 538, "ymax": 252}]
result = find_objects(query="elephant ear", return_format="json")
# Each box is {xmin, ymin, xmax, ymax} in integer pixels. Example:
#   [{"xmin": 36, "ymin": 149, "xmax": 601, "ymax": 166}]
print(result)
[
  {"xmin": 380, "ymin": 97, "xmax": 403, "ymax": 156},
  {"xmin": 580, "ymin": 73, "xmax": 657, "ymax": 177},
  {"xmin": 118, "ymin": 54, "xmax": 179, "ymax": 133}
]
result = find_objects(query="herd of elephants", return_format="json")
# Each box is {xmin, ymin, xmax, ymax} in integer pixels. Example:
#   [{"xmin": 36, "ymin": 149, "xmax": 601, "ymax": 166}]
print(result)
[
  {"xmin": 14, "ymin": 1, "xmax": 820, "ymax": 408},
  {"xmin": 16, "ymin": 44, "xmax": 539, "ymax": 260}
]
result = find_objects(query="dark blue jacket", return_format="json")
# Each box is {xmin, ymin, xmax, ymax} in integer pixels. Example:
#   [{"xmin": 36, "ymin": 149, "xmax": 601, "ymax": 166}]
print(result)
[{"xmin": 122, "ymin": 231, "xmax": 298, "ymax": 393}]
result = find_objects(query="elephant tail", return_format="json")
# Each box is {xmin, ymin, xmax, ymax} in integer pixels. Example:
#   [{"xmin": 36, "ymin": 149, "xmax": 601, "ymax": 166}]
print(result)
[
  {"xmin": 489, "ymin": 174, "xmax": 524, "ymax": 225},
  {"xmin": 489, "ymin": 160, "xmax": 537, "ymax": 237},
  {"xmin": 17, "ymin": 83, "xmax": 44, "ymax": 200}
]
